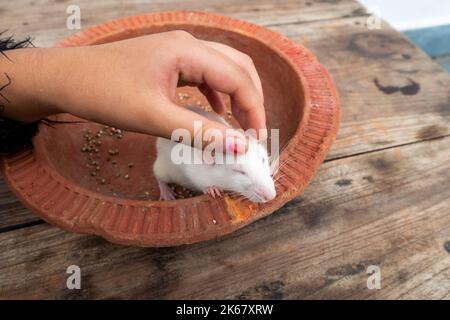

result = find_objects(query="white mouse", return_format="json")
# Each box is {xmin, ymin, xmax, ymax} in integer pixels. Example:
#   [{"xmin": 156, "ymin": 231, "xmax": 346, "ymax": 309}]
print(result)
[{"xmin": 153, "ymin": 106, "xmax": 276, "ymax": 203}]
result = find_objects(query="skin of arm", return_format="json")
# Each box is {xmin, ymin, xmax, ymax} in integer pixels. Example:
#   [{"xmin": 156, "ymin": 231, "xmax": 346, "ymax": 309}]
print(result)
[{"xmin": 0, "ymin": 31, "xmax": 267, "ymax": 153}]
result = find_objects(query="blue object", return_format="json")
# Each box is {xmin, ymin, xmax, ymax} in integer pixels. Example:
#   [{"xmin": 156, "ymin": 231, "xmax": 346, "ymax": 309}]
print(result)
[{"xmin": 403, "ymin": 24, "xmax": 450, "ymax": 73}]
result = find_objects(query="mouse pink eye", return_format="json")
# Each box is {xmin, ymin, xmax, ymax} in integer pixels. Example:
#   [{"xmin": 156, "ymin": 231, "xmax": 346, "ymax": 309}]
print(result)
[{"xmin": 232, "ymin": 169, "xmax": 246, "ymax": 175}]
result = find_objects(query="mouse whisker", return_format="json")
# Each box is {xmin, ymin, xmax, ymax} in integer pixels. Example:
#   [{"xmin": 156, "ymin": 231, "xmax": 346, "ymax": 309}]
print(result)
[
  {"xmin": 275, "ymin": 158, "xmax": 296, "ymax": 168},
  {"xmin": 273, "ymin": 174, "xmax": 287, "ymax": 183},
  {"xmin": 273, "ymin": 178, "xmax": 284, "ymax": 185},
  {"xmin": 252, "ymin": 192, "xmax": 265, "ymax": 202},
  {"xmin": 269, "ymin": 143, "xmax": 291, "ymax": 166},
  {"xmin": 275, "ymin": 172, "xmax": 287, "ymax": 178},
  {"xmin": 273, "ymin": 163, "xmax": 296, "ymax": 177},
  {"xmin": 270, "ymin": 158, "xmax": 296, "ymax": 176},
  {"xmin": 279, "ymin": 143, "xmax": 289, "ymax": 153}
]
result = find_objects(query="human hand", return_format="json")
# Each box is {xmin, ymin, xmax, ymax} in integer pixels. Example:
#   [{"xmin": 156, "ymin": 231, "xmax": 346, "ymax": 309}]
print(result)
[{"xmin": 1, "ymin": 31, "xmax": 267, "ymax": 153}]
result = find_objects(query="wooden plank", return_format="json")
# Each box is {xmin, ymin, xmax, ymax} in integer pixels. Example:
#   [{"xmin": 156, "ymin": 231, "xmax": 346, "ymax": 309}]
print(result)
[
  {"xmin": 270, "ymin": 16, "xmax": 450, "ymax": 160},
  {"xmin": 0, "ymin": 1, "xmax": 367, "ymax": 232},
  {"xmin": 0, "ymin": 1, "xmax": 449, "ymax": 300},
  {"xmin": 3, "ymin": 15, "xmax": 450, "ymax": 229},
  {"xmin": 1, "ymin": 136, "xmax": 449, "ymax": 299},
  {"xmin": 0, "ymin": 0, "xmax": 366, "ymax": 47},
  {"xmin": 2, "ymin": 2, "xmax": 450, "ymax": 253},
  {"xmin": 0, "ymin": 177, "xmax": 42, "ymax": 231},
  {"xmin": 1, "ymin": 4, "xmax": 448, "ymax": 161}
]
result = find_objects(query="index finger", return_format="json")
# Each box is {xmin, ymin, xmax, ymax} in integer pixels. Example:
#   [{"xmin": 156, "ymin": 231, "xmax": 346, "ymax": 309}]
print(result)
[{"xmin": 175, "ymin": 40, "xmax": 267, "ymax": 139}]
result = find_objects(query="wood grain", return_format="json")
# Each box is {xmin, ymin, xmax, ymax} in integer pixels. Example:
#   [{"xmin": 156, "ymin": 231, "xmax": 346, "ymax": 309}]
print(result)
[
  {"xmin": 1, "ymin": 136, "xmax": 449, "ymax": 299},
  {"xmin": 2, "ymin": 14, "xmax": 450, "ymax": 230},
  {"xmin": 1, "ymin": 2, "xmax": 448, "ymax": 160},
  {"xmin": 270, "ymin": 16, "xmax": 450, "ymax": 160},
  {"xmin": 0, "ymin": 0, "xmax": 366, "ymax": 47},
  {"xmin": 0, "ymin": 1, "xmax": 369, "ymax": 232},
  {"xmin": 0, "ymin": 0, "xmax": 449, "ymax": 299},
  {"xmin": 0, "ymin": 177, "xmax": 42, "ymax": 230}
]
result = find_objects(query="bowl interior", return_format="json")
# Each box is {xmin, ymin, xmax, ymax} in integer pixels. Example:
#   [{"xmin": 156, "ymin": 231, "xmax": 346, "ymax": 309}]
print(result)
[{"xmin": 35, "ymin": 24, "xmax": 305, "ymax": 200}]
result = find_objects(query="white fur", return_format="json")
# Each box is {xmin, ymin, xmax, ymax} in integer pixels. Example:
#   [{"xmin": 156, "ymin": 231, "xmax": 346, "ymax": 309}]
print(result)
[{"xmin": 153, "ymin": 107, "xmax": 276, "ymax": 203}]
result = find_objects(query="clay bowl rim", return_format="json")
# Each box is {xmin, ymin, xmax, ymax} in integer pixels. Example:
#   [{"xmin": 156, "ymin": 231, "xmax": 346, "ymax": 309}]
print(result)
[
  {"xmin": 1, "ymin": 11, "xmax": 340, "ymax": 247},
  {"xmin": 53, "ymin": 11, "xmax": 314, "ymax": 206}
]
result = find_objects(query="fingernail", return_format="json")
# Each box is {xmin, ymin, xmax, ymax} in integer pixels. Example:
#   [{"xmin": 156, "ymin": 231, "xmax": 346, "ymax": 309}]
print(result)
[{"xmin": 226, "ymin": 134, "xmax": 247, "ymax": 154}]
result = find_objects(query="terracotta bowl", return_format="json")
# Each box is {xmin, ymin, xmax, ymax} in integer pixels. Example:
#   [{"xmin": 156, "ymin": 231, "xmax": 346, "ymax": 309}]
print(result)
[{"xmin": 1, "ymin": 11, "xmax": 340, "ymax": 247}]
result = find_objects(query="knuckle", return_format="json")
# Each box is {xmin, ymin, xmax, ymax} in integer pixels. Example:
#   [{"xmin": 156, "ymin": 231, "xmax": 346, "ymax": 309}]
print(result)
[
  {"xmin": 251, "ymin": 93, "xmax": 264, "ymax": 108},
  {"xmin": 241, "ymin": 53, "xmax": 255, "ymax": 66},
  {"xmin": 235, "ymin": 67, "xmax": 254, "ymax": 88},
  {"xmin": 168, "ymin": 30, "xmax": 195, "ymax": 41}
]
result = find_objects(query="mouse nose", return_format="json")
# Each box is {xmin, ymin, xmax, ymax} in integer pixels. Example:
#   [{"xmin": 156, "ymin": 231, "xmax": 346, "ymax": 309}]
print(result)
[
  {"xmin": 264, "ymin": 187, "xmax": 276, "ymax": 202},
  {"xmin": 259, "ymin": 187, "xmax": 276, "ymax": 202}
]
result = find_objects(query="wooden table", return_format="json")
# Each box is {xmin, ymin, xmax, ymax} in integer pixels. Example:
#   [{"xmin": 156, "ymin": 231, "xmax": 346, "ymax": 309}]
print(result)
[{"xmin": 1, "ymin": 0, "xmax": 449, "ymax": 299}]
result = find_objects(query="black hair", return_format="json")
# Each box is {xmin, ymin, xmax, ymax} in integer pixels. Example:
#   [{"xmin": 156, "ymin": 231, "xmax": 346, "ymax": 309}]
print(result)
[{"xmin": 0, "ymin": 33, "xmax": 39, "ymax": 153}]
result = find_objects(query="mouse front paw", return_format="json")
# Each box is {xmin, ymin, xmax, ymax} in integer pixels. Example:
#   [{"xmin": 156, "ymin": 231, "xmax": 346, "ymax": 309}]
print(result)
[
  {"xmin": 157, "ymin": 180, "xmax": 177, "ymax": 201},
  {"xmin": 203, "ymin": 186, "xmax": 222, "ymax": 198}
]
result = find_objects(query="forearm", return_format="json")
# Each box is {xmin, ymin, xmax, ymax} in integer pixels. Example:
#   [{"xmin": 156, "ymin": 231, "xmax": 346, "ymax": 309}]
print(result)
[
  {"xmin": 1, "ymin": 32, "xmax": 267, "ymax": 155},
  {"xmin": 0, "ymin": 47, "xmax": 60, "ymax": 122},
  {"xmin": 2, "ymin": 45, "xmax": 158, "ymax": 132}
]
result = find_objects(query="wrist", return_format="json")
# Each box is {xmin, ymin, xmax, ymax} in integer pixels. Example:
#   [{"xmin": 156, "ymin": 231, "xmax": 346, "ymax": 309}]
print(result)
[{"xmin": 0, "ymin": 47, "xmax": 62, "ymax": 121}]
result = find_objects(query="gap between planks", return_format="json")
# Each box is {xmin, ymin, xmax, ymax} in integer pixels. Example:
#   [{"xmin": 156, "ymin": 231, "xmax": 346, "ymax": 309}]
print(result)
[
  {"xmin": 325, "ymin": 133, "xmax": 450, "ymax": 163},
  {"xmin": 1, "ymin": 134, "xmax": 449, "ymax": 298},
  {"xmin": 1, "ymin": 133, "xmax": 449, "ymax": 236}
]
